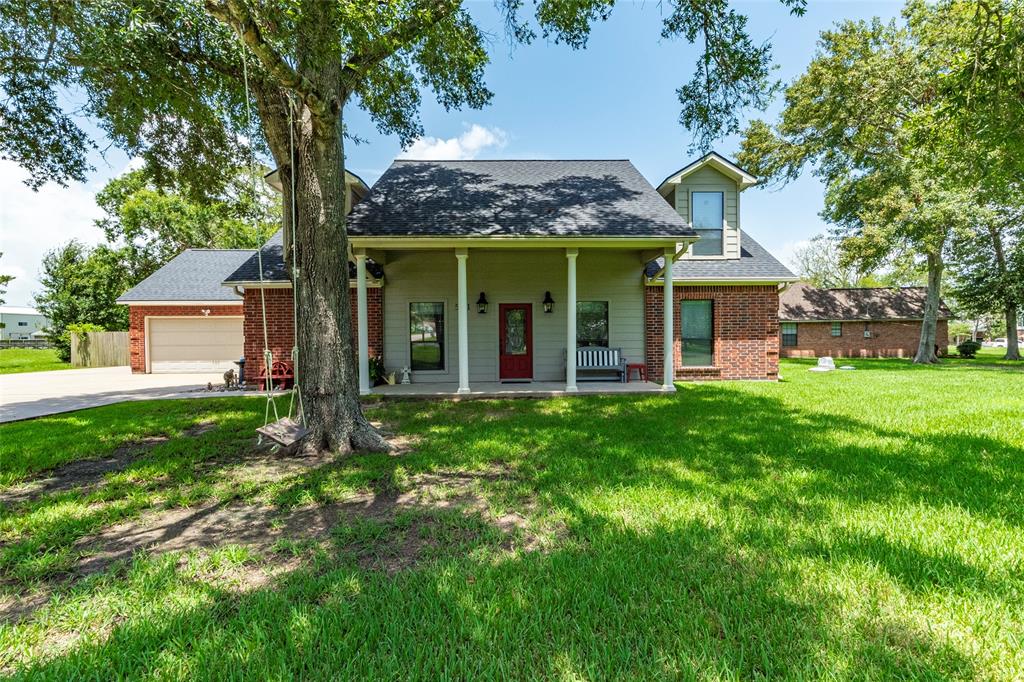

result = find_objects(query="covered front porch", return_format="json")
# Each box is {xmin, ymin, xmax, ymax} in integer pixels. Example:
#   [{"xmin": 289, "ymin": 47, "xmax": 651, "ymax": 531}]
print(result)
[
  {"xmin": 372, "ymin": 379, "xmax": 665, "ymax": 399},
  {"xmin": 350, "ymin": 240, "xmax": 687, "ymax": 396}
]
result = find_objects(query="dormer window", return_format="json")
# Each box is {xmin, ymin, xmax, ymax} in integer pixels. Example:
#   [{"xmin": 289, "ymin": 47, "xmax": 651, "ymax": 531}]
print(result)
[{"xmin": 691, "ymin": 191, "xmax": 724, "ymax": 256}]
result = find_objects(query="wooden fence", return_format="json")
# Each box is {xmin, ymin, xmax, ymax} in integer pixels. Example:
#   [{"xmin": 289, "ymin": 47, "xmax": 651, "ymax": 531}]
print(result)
[{"xmin": 71, "ymin": 331, "xmax": 129, "ymax": 368}]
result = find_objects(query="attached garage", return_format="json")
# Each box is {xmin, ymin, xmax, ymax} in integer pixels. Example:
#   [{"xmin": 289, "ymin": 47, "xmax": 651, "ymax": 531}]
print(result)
[
  {"xmin": 147, "ymin": 316, "xmax": 243, "ymax": 373},
  {"xmin": 117, "ymin": 249, "xmax": 256, "ymax": 374}
]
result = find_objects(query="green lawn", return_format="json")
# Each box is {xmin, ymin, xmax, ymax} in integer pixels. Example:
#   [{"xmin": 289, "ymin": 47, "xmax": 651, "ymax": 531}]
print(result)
[
  {"xmin": 0, "ymin": 357, "xmax": 1021, "ymax": 679},
  {"xmin": 0, "ymin": 348, "xmax": 69, "ymax": 374}
]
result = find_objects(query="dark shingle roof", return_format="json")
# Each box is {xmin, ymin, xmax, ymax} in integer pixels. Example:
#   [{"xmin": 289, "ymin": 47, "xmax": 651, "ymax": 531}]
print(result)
[
  {"xmin": 223, "ymin": 230, "xmax": 384, "ymax": 284},
  {"xmin": 644, "ymin": 231, "xmax": 797, "ymax": 282},
  {"xmin": 779, "ymin": 282, "xmax": 952, "ymax": 321},
  {"xmin": 117, "ymin": 250, "xmax": 255, "ymax": 302},
  {"xmin": 346, "ymin": 160, "xmax": 696, "ymax": 238}
]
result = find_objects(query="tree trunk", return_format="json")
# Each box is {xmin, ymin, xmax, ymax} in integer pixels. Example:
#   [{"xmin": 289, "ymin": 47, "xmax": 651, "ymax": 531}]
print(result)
[
  {"xmin": 1004, "ymin": 304, "xmax": 1021, "ymax": 361},
  {"xmin": 287, "ymin": 99, "xmax": 388, "ymax": 454},
  {"xmin": 987, "ymin": 223, "xmax": 1021, "ymax": 361},
  {"xmin": 914, "ymin": 250, "xmax": 944, "ymax": 364}
]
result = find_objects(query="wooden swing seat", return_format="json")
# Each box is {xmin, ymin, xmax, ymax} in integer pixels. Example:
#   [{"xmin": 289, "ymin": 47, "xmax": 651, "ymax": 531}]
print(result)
[{"xmin": 256, "ymin": 417, "xmax": 309, "ymax": 447}]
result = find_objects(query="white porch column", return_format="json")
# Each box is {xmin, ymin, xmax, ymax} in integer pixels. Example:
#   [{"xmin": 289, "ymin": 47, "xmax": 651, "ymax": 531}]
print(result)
[
  {"xmin": 456, "ymin": 248, "xmax": 470, "ymax": 394},
  {"xmin": 566, "ymin": 248, "xmax": 579, "ymax": 392},
  {"xmin": 662, "ymin": 247, "xmax": 676, "ymax": 391},
  {"xmin": 355, "ymin": 252, "xmax": 371, "ymax": 396}
]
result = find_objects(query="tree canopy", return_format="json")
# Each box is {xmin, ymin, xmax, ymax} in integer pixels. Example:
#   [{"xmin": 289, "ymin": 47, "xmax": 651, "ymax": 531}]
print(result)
[{"xmin": 737, "ymin": 2, "xmax": 1021, "ymax": 363}]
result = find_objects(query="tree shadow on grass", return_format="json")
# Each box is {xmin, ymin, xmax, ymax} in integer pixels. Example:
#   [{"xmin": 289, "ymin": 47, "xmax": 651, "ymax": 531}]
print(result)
[
  {"xmin": 1, "ymin": 383, "xmax": 1020, "ymax": 676},
  {"xmin": 5, "ymin": 515, "xmax": 977, "ymax": 680}
]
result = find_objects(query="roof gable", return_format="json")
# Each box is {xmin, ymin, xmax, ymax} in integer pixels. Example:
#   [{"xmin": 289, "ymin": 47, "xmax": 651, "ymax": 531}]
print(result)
[
  {"xmin": 657, "ymin": 152, "xmax": 758, "ymax": 193},
  {"xmin": 346, "ymin": 160, "xmax": 695, "ymax": 239}
]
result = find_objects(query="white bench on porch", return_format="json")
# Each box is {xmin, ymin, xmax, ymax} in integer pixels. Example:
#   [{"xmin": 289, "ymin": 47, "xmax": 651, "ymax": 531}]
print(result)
[{"xmin": 566, "ymin": 346, "xmax": 628, "ymax": 383}]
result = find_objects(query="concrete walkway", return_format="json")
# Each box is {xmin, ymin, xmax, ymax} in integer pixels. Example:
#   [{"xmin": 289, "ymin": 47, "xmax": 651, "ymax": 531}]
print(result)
[{"xmin": 0, "ymin": 367, "xmax": 246, "ymax": 423}]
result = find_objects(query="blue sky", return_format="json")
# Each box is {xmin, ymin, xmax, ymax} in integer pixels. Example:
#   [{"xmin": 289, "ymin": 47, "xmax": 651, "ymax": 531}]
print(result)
[{"xmin": 1, "ymin": 0, "xmax": 903, "ymax": 307}]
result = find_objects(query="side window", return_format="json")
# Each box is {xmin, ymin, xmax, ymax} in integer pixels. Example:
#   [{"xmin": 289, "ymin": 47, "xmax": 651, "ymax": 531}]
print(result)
[
  {"xmin": 691, "ymin": 191, "xmax": 724, "ymax": 256},
  {"xmin": 781, "ymin": 322, "xmax": 798, "ymax": 347},
  {"xmin": 831, "ymin": 321, "xmax": 842, "ymax": 337},
  {"xmin": 681, "ymin": 300, "xmax": 714, "ymax": 366}
]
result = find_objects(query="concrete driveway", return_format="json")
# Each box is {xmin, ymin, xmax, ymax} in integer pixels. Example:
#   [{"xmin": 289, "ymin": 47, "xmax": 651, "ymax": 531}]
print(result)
[{"xmin": 0, "ymin": 366, "xmax": 244, "ymax": 422}]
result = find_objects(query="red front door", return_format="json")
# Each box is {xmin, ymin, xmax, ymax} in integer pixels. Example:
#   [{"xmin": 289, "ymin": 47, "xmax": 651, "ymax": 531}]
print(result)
[{"xmin": 499, "ymin": 304, "xmax": 533, "ymax": 380}]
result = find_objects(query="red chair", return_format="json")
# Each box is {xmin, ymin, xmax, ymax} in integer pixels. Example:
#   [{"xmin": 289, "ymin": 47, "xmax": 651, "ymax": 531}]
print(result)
[{"xmin": 258, "ymin": 360, "xmax": 294, "ymax": 390}]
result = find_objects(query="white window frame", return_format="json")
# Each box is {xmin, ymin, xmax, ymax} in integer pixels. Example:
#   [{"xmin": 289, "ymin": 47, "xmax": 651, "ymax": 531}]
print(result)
[
  {"xmin": 689, "ymin": 190, "xmax": 725, "ymax": 258},
  {"xmin": 408, "ymin": 299, "xmax": 449, "ymax": 375}
]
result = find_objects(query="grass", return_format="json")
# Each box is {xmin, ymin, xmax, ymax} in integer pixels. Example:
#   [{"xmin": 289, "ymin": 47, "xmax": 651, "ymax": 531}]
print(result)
[
  {"xmin": 0, "ymin": 348, "xmax": 69, "ymax": 374},
  {"xmin": 0, "ymin": 357, "xmax": 1022, "ymax": 679}
]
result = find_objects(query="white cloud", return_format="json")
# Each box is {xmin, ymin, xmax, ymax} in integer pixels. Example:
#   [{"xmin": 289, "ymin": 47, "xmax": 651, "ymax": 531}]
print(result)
[
  {"xmin": 399, "ymin": 124, "xmax": 508, "ymax": 160},
  {"xmin": 0, "ymin": 160, "xmax": 110, "ymax": 306},
  {"xmin": 777, "ymin": 238, "xmax": 811, "ymax": 273}
]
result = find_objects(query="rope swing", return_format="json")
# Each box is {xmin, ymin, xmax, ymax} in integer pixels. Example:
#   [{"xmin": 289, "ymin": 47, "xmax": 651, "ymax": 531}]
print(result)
[{"xmin": 237, "ymin": 29, "xmax": 308, "ymax": 448}]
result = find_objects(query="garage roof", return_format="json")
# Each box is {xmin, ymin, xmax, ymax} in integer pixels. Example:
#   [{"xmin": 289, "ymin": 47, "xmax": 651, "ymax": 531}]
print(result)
[{"xmin": 117, "ymin": 249, "xmax": 255, "ymax": 303}]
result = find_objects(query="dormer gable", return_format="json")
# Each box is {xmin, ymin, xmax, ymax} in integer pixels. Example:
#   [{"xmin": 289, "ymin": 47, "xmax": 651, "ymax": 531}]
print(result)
[{"xmin": 657, "ymin": 152, "xmax": 757, "ymax": 260}]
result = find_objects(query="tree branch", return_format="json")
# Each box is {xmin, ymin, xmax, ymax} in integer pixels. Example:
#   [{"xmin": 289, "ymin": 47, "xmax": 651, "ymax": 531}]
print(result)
[
  {"xmin": 339, "ymin": 0, "xmax": 461, "ymax": 93},
  {"xmin": 204, "ymin": 0, "xmax": 330, "ymax": 118}
]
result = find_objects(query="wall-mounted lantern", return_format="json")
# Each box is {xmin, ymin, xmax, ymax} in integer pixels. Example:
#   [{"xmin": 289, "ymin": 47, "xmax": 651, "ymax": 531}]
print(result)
[
  {"xmin": 542, "ymin": 291, "xmax": 554, "ymax": 314},
  {"xmin": 476, "ymin": 292, "xmax": 489, "ymax": 314}
]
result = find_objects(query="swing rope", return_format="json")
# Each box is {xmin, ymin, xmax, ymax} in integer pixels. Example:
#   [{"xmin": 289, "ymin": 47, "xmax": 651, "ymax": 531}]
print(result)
[
  {"xmin": 286, "ymin": 96, "xmax": 305, "ymax": 427},
  {"xmin": 237, "ymin": 27, "xmax": 306, "ymax": 444}
]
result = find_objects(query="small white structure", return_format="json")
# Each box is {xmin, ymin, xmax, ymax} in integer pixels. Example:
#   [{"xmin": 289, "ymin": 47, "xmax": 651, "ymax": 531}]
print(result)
[
  {"xmin": 0, "ymin": 306, "xmax": 49, "ymax": 341},
  {"xmin": 808, "ymin": 356, "xmax": 836, "ymax": 372}
]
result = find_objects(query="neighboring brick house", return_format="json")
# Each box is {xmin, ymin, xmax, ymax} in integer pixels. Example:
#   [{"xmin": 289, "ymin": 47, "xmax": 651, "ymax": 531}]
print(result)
[
  {"xmin": 121, "ymin": 152, "xmax": 799, "ymax": 390},
  {"xmin": 778, "ymin": 282, "xmax": 951, "ymax": 359}
]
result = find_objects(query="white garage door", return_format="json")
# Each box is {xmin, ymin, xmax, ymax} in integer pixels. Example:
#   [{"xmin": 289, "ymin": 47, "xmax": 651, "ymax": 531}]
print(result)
[{"xmin": 149, "ymin": 317, "xmax": 243, "ymax": 373}]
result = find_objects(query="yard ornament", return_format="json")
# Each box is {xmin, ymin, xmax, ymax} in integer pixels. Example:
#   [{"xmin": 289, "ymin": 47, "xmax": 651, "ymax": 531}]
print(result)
[{"xmin": 809, "ymin": 357, "xmax": 836, "ymax": 372}]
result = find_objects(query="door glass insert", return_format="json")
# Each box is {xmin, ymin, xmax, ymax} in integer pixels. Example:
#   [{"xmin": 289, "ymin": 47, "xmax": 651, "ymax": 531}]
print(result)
[{"xmin": 504, "ymin": 308, "xmax": 527, "ymax": 355}]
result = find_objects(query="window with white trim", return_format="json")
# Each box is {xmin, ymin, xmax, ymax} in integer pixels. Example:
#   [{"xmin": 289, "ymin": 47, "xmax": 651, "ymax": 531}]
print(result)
[
  {"xmin": 409, "ymin": 302, "xmax": 445, "ymax": 371},
  {"xmin": 691, "ymin": 191, "xmax": 724, "ymax": 256}
]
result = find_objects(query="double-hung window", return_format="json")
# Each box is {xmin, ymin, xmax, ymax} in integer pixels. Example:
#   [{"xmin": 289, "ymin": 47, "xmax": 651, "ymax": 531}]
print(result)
[
  {"xmin": 781, "ymin": 322, "xmax": 798, "ymax": 347},
  {"xmin": 831, "ymin": 321, "xmax": 842, "ymax": 337},
  {"xmin": 681, "ymin": 300, "xmax": 714, "ymax": 366},
  {"xmin": 409, "ymin": 302, "xmax": 445, "ymax": 371},
  {"xmin": 691, "ymin": 191, "xmax": 724, "ymax": 256}
]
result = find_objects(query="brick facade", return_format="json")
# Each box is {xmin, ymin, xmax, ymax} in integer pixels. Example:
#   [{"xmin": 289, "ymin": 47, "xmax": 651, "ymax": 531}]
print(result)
[
  {"xmin": 645, "ymin": 285, "xmax": 780, "ymax": 382},
  {"xmin": 128, "ymin": 304, "xmax": 244, "ymax": 373},
  {"xmin": 241, "ymin": 286, "xmax": 383, "ymax": 385},
  {"xmin": 780, "ymin": 319, "xmax": 949, "ymax": 358}
]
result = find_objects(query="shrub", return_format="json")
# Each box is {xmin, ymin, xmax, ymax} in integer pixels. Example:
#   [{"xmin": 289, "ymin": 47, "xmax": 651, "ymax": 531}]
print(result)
[
  {"xmin": 956, "ymin": 340, "xmax": 982, "ymax": 358},
  {"xmin": 369, "ymin": 355, "xmax": 387, "ymax": 386},
  {"xmin": 56, "ymin": 323, "xmax": 104, "ymax": 363}
]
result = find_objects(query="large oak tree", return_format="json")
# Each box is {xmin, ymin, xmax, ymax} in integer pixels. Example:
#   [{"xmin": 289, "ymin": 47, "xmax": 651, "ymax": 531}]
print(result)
[{"xmin": 2, "ymin": 0, "xmax": 804, "ymax": 452}]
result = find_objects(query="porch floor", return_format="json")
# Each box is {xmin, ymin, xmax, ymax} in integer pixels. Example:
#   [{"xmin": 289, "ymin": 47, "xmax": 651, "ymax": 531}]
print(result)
[{"xmin": 371, "ymin": 380, "xmax": 665, "ymax": 399}]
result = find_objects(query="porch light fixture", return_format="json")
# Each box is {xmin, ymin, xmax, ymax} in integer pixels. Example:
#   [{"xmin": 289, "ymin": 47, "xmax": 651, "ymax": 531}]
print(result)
[
  {"xmin": 543, "ymin": 291, "xmax": 554, "ymax": 314},
  {"xmin": 476, "ymin": 292, "xmax": 488, "ymax": 314}
]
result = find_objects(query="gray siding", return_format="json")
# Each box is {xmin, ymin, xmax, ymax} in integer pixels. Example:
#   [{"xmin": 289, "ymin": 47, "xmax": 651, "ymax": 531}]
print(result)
[
  {"xmin": 381, "ymin": 249, "xmax": 645, "ymax": 383},
  {"xmin": 673, "ymin": 165, "xmax": 741, "ymax": 259}
]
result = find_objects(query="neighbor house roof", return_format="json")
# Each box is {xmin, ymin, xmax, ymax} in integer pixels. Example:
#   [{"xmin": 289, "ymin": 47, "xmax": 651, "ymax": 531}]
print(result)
[
  {"xmin": 778, "ymin": 282, "xmax": 952, "ymax": 322},
  {"xmin": 345, "ymin": 160, "xmax": 697, "ymax": 239},
  {"xmin": 644, "ymin": 231, "xmax": 797, "ymax": 283},
  {"xmin": 0, "ymin": 306, "xmax": 43, "ymax": 316},
  {"xmin": 223, "ymin": 231, "xmax": 384, "ymax": 285},
  {"xmin": 117, "ymin": 249, "xmax": 256, "ymax": 303}
]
